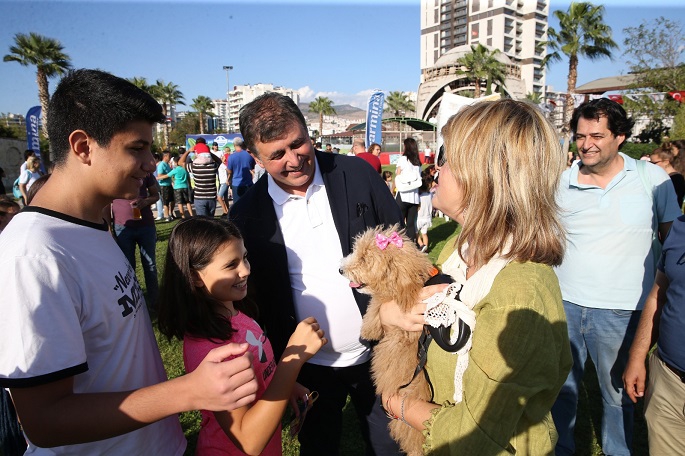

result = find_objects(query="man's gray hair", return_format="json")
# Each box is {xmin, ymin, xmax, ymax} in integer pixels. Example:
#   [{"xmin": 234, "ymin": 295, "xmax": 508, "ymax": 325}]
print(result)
[{"xmin": 234, "ymin": 137, "xmax": 245, "ymax": 149}]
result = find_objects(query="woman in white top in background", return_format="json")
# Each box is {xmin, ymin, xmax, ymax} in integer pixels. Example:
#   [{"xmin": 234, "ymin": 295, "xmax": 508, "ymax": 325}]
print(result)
[
  {"xmin": 395, "ymin": 137, "xmax": 422, "ymax": 243},
  {"xmin": 18, "ymin": 156, "xmax": 42, "ymax": 205}
]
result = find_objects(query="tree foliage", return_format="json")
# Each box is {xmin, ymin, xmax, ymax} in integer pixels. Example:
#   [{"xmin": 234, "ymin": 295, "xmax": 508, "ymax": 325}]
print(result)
[
  {"xmin": 191, "ymin": 96, "xmax": 215, "ymax": 134},
  {"xmin": 456, "ymin": 44, "xmax": 507, "ymax": 99},
  {"xmin": 525, "ymin": 92, "xmax": 543, "ymax": 103},
  {"xmin": 309, "ymin": 96, "xmax": 336, "ymax": 140},
  {"xmin": 385, "ymin": 91, "xmax": 416, "ymax": 117},
  {"xmin": 3, "ymin": 32, "xmax": 71, "ymax": 164},
  {"xmin": 671, "ymin": 104, "xmax": 685, "ymax": 140},
  {"xmin": 623, "ymin": 17, "xmax": 685, "ymax": 92},
  {"xmin": 544, "ymin": 2, "xmax": 617, "ymax": 151},
  {"xmin": 169, "ymin": 113, "xmax": 199, "ymax": 148},
  {"xmin": 622, "ymin": 17, "xmax": 685, "ymax": 129},
  {"xmin": 128, "ymin": 76, "xmax": 155, "ymax": 95},
  {"xmin": 154, "ymin": 79, "xmax": 185, "ymax": 148},
  {"xmin": 384, "ymin": 91, "xmax": 416, "ymax": 133}
]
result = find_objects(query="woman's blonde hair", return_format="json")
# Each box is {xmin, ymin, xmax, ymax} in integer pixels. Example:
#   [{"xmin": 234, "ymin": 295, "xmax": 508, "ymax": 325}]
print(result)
[
  {"xmin": 26, "ymin": 156, "xmax": 40, "ymax": 171},
  {"xmin": 442, "ymin": 99, "xmax": 565, "ymax": 268}
]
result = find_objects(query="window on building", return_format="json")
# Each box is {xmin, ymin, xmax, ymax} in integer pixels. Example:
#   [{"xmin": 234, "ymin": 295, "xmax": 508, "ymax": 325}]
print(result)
[
  {"xmin": 434, "ymin": 8, "xmax": 438, "ymax": 22},
  {"xmin": 487, "ymin": 37, "xmax": 492, "ymax": 46},
  {"xmin": 488, "ymin": 0, "xmax": 494, "ymax": 7},
  {"xmin": 434, "ymin": 34, "xmax": 439, "ymax": 47},
  {"xmin": 487, "ymin": 19, "xmax": 492, "ymax": 35},
  {"xmin": 471, "ymin": 22, "xmax": 480, "ymax": 40},
  {"xmin": 473, "ymin": 0, "xmax": 480, "ymax": 12}
]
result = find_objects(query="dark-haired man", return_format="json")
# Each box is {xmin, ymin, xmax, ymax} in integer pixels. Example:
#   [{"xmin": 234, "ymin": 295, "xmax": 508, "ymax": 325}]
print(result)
[
  {"xmin": 551, "ymin": 98, "xmax": 681, "ymax": 456},
  {"xmin": 230, "ymin": 92, "xmax": 402, "ymax": 455},
  {"xmin": 0, "ymin": 69, "xmax": 258, "ymax": 454}
]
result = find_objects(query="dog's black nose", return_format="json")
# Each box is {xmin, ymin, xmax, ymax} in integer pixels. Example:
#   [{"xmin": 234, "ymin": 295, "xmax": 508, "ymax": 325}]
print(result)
[{"xmin": 338, "ymin": 268, "xmax": 344, "ymax": 275}]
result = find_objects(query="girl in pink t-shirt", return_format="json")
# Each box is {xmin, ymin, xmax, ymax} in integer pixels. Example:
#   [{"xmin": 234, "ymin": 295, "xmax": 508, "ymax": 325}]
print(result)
[{"xmin": 158, "ymin": 218, "xmax": 327, "ymax": 455}]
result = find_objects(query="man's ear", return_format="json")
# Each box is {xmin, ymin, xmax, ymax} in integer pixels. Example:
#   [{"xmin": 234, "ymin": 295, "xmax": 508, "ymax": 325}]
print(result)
[{"xmin": 69, "ymin": 130, "xmax": 92, "ymax": 164}]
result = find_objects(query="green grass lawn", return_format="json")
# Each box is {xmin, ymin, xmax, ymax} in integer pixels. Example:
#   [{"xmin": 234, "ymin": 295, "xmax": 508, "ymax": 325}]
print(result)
[{"xmin": 142, "ymin": 217, "xmax": 648, "ymax": 455}]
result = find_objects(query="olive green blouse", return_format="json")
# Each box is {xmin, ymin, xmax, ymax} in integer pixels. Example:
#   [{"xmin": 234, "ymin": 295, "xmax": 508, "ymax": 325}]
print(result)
[{"xmin": 422, "ymin": 262, "xmax": 572, "ymax": 455}]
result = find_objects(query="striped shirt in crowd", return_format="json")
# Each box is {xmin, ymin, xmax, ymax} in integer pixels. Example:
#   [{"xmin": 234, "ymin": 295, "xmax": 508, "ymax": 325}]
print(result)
[{"xmin": 189, "ymin": 161, "xmax": 219, "ymax": 200}]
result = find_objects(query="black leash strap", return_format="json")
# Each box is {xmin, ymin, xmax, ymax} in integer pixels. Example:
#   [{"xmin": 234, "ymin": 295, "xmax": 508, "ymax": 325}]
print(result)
[
  {"xmin": 399, "ymin": 328, "xmax": 432, "ymax": 391},
  {"xmin": 395, "ymin": 272, "xmax": 473, "ymax": 400}
]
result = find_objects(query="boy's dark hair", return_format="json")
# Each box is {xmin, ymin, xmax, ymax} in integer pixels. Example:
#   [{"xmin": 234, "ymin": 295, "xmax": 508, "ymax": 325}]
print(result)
[
  {"xmin": 239, "ymin": 93, "xmax": 308, "ymax": 155},
  {"xmin": 157, "ymin": 217, "xmax": 253, "ymax": 342},
  {"xmin": 196, "ymin": 137, "xmax": 207, "ymax": 144},
  {"xmin": 570, "ymin": 98, "xmax": 634, "ymax": 149},
  {"xmin": 382, "ymin": 170, "xmax": 393, "ymax": 180},
  {"xmin": 24, "ymin": 150, "xmax": 35, "ymax": 160},
  {"xmin": 47, "ymin": 69, "xmax": 165, "ymax": 166},
  {"xmin": 403, "ymin": 137, "xmax": 421, "ymax": 167}
]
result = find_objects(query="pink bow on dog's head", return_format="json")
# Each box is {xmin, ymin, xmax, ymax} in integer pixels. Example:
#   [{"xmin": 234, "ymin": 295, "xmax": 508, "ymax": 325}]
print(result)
[{"xmin": 375, "ymin": 232, "xmax": 404, "ymax": 250}]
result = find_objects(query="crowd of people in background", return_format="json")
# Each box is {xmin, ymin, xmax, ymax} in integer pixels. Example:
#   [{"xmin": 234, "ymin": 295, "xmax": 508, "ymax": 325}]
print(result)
[{"xmin": 2, "ymin": 69, "xmax": 685, "ymax": 456}]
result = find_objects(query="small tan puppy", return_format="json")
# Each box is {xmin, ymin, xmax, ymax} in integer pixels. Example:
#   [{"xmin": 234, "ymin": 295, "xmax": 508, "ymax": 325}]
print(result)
[{"xmin": 340, "ymin": 225, "xmax": 435, "ymax": 455}]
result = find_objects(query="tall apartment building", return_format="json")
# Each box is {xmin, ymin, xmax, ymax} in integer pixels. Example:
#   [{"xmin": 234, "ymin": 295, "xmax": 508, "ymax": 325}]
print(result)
[
  {"xmin": 419, "ymin": 0, "xmax": 548, "ymax": 118},
  {"xmin": 211, "ymin": 83, "xmax": 300, "ymax": 133}
]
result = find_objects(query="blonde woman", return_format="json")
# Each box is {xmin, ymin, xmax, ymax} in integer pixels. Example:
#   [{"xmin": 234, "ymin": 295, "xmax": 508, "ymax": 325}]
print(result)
[
  {"xmin": 380, "ymin": 99, "xmax": 572, "ymax": 455},
  {"xmin": 18, "ymin": 156, "xmax": 42, "ymax": 205}
]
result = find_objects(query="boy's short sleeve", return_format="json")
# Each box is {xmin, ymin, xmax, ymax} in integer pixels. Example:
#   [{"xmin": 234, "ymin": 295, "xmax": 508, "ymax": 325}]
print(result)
[{"xmin": 0, "ymin": 254, "xmax": 87, "ymax": 387}]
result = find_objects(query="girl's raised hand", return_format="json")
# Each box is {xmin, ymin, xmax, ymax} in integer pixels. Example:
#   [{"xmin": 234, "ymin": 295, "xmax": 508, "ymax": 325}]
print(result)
[{"xmin": 283, "ymin": 317, "xmax": 327, "ymax": 362}]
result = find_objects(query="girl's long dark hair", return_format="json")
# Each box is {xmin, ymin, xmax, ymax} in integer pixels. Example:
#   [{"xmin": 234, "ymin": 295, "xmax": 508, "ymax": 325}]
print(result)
[
  {"xmin": 157, "ymin": 217, "xmax": 252, "ymax": 341},
  {"xmin": 403, "ymin": 137, "xmax": 421, "ymax": 167}
]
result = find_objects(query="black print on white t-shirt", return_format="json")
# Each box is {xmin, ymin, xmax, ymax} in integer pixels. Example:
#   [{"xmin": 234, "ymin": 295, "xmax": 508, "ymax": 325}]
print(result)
[{"xmin": 112, "ymin": 263, "xmax": 144, "ymax": 317}]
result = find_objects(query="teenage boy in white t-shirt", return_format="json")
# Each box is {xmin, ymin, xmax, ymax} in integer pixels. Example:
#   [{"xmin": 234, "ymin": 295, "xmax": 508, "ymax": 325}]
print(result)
[{"xmin": 0, "ymin": 69, "xmax": 258, "ymax": 455}]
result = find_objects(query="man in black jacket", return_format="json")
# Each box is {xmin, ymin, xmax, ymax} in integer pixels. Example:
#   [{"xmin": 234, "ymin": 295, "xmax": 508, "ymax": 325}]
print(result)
[{"xmin": 230, "ymin": 93, "xmax": 402, "ymax": 455}]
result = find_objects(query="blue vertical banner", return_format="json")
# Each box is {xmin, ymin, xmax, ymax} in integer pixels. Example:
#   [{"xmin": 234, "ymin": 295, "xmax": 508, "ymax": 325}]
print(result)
[
  {"xmin": 26, "ymin": 105, "xmax": 42, "ymax": 159},
  {"xmin": 365, "ymin": 91, "xmax": 385, "ymax": 148}
]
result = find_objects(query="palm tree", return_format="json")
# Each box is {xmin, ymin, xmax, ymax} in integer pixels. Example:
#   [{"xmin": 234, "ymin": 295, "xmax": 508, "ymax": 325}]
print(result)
[
  {"xmin": 128, "ymin": 76, "xmax": 153, "ymax": 94},
  {"xmin": 309, "ymin": 97, "xmax": 336, "ymax": 140},
  {"xmin": 526, "ymin": 92, "xmax": 543, "ymax": 103},
  {"xmin": 3, "ymin": 32, "xmax": 71, "ymax": 160},
  {"xmin": 456, "ymin": 44, "xmax": 507, "ymax": 99},
  {"xmin": 385, "ymin": 91, "xmax": 416, "ymax": 135},
  {"xmin": 191, "ymin": 95, "xmax": 215, "ymax": 134},
  {"xmin": 385, "ymin": 91, "xmax": 416, "ymax": 117},
  {"xmin": 544, "ymin": 2, "xmax": 617, "ymax": 150},
  {"xmin": 153, "ymin": 79, "xmax": 185, "ymax": 148}
]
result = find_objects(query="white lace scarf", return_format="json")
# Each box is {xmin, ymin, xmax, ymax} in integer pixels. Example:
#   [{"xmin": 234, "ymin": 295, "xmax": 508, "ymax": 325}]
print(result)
[{"xmin": 423, "ymin": 241, "xmax": 511, "ymax": 403}]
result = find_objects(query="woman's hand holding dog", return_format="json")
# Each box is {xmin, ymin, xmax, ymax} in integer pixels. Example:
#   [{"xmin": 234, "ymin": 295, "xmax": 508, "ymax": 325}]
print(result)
[
  {"xmin": 282, "ymin": 317, "xmax": 328, "ymax": 363},
  {"xmin": 379, "ymin": 284, "xmax": 449, "ymax": 332}
]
